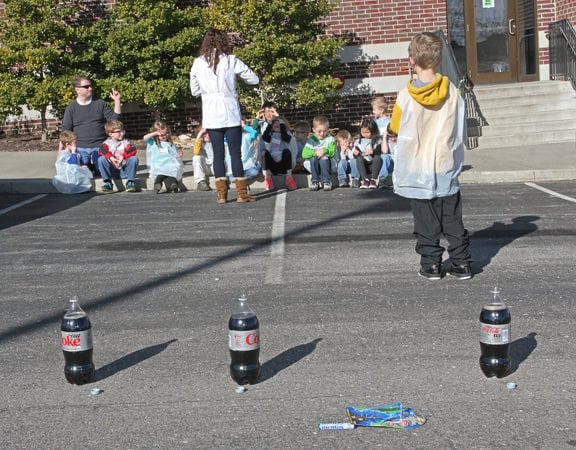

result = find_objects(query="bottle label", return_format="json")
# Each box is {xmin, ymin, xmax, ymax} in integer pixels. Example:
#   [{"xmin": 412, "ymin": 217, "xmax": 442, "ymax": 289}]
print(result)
[
  {"xmin": 480, "ymin": 322, "xmax": 510, "ymax": 344},
  {"xmin": 61, "ymin": 330, "xmax": 93, "ymax": 351},
  {"xmin": 228, "ymin": 329, "xmax": 260, "ymax": 351}
]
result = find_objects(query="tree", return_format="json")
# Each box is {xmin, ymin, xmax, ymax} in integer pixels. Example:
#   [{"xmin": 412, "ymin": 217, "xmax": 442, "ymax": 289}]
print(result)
[
  {"xmin": 0, "ymin": 0, "xmax": 98, "ymax": 142},
  {"xmin": 99, "ymin": 0, "xmax": 207, "ymax": 119},
  {"xmin": 207, "ymin": 0, "xmax": 345, "ymax": 115}
]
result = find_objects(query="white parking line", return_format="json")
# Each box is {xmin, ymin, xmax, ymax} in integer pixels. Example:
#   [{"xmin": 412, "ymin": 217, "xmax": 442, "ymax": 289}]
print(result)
[
  {"xmin": 0, "ymin": 194, "xmax": 47, "ymax": 216},
  {"xmin": 265, "ymin": 191, "xmax": 286, "ymax": 284},
  {"xmin": 525, "ymin": 182, "xmax": 576, "ymax": 204}
]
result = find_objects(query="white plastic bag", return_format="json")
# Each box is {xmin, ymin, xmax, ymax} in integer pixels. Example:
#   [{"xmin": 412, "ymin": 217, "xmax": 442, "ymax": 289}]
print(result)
[{"xmin": 52, "ymin": 151, "xmax": 93, "ymax": 194}]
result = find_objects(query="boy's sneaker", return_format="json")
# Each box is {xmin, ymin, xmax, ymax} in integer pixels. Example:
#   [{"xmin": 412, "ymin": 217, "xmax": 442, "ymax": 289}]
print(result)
[
  {"xmin": 369, "ymin": 179, "xmax": 377, "ymax": 189},
  {"xmin": 446, "ymin": 262, "xmax": 472, "ymax": 280},
  {"xmin": 418, "ymin": 264, "xmax": 443, "ymax": 280},
  {"xmin": 338, "ymin": 179, "xmax": 349, "ymax": 188},
  {"xmin": 169, "ymin": 183, "xmax": 179, "ymax": 193},
  {"xmin": 265, "ymin": 177, "xmax": 275, "ymax": 191},
  {"xmin": 101, "ymin": 180, "xmax": 114, "ymax": 193},
  {"xmin": 154, "ymin": 182, "xmax": 162, "ymax": 194},
  {"xmin": 360, "ymin": 179, "xmax": 370, "ymax": 189},
  {"xmin": 323, "ymin": 182, "xmax": 332, "ymax": 191},
  {"xmin": 285, "ymin": 175, "xmax": 297, "ymax": 191},
  {"xmin": 351, "ymin": 178, "xmax": 361, "ymax": 188},
  {"xmin": 125, "ymin": 180, "xmax": 138, "ymax": 192},
  {"xmin": 310, "ymin": 181, "xmax": 321, "ymax": 191},
  {"xmin": 196, "ymin": 180, "xmax": 211, "ymax": 191}
]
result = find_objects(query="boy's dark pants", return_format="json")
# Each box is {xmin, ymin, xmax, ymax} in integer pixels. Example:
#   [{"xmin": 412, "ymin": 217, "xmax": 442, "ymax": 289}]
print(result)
[{"xmin": 410, "ymin": 191, "xmax": 471, "ymax": 267}]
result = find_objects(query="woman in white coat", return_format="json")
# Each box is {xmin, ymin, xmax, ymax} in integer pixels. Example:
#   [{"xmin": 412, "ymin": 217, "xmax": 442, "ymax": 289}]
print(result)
[{"xmin": 190, "ymin": 28, "xmax": 260, "ymax": 204}]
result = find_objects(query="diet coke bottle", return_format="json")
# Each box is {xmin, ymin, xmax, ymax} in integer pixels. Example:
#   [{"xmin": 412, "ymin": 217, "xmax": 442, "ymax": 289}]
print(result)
[
  {"xmin": 479, "ymin": 287, "xmax": 511, "ymax": 378},
  {"xmin": 61, "ymin": 297, "xmax": 94, "ymax": 385},
  {"xmin": 228, "ymin": 295, "xmax": 260, "ymax": 385}
]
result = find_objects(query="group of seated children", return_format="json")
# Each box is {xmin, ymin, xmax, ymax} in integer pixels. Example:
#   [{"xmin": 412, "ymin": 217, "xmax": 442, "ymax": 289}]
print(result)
[{"xmin": 54, "ymin": 96, "xmax": 395, "ymax": 194}]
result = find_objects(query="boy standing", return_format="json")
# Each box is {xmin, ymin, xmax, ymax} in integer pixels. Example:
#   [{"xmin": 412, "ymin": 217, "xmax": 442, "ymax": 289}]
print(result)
[
  {"xmin": 98, "ymin": 119, "xmax": 139, "ymax": 193},
  {"xmin": 301, "ymin": 116, "xmax": 336, "ymax": 191},
  {"xmin": 389, "ymin": 32, "xmax": 472, "ymax": 280}
]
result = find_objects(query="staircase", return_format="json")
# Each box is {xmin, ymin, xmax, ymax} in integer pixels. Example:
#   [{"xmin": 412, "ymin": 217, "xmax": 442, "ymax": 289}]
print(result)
[{"xmin": 472, "ymin": 80, "xmax": 576, "ymax": 149}]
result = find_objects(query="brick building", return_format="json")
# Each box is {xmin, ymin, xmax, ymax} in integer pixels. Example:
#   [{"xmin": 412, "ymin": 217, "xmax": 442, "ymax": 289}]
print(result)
[{"xmin": 2, "ymin": 0, "xmax": 576, "ymax": 135}]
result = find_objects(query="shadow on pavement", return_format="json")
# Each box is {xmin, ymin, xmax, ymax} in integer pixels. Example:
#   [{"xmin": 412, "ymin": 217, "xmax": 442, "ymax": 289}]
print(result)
[
  {"xmin": 0, "ymin": 192, "xmax": 97, "ymax": 231},
  {"xmin": 470, "ymin": 215, "xmax": 540, "ymax": 273},
  {"xmin": 509, "ymin": 332, "xmax": 538, "ymax": 375},
  {"xmin": 259, "ymin": 338, "xmax": 323, "ymax": 383},
  {"xmin": 94, "ymin": 339, "xmax": 178, "ymax": 382}
]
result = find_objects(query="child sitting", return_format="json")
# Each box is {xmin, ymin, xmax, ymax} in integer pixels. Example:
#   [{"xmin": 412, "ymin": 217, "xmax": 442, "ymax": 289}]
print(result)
[
  {"xmin": 302, "ymin": 115, "xmax": 336, "ymax": 191},
  {"xmin": 98, "ymin": 119, "xmax": 139, "ymax": 193},
  {"xmin": 259, "ymin": 118, "xmax": 298, "ymax": 191},
  {"xmin": 291, "ymin": 121, "xmax": 311, "ymax": 174},
  {"xmin": 335, "ymin": 129, "xmax": 360, "ymax": 188},
  {"xmin": 372, "ymin": 96, "xmax": 395, "ymax": 189},
  {"xmin": 352, "ymin": 118, "xmax": 383, "ymax": 189},
  {"xmin": 52, "ymin": 130, "xmax": 93, "ymax": 194},
  {"xmin": 144, "ymin": 120, "xmax": 184, "ymax": 194},
  {"xmin": 192, "ymin": 128, "xmax": 215, "ymax": 191}
]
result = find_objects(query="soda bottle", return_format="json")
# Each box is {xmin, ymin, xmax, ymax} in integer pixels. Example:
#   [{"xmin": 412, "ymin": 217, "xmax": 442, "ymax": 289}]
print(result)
[
  {"xmin": 228, "ymin": 295, "xmax": 260, "ymax": 385},
  {"xmin": 479, "ymin": 287, "xmax": 511, "ymax": 378},
  {"xmin": 61, "ymin": 297, "xmax": 95, "ymax": 385}
]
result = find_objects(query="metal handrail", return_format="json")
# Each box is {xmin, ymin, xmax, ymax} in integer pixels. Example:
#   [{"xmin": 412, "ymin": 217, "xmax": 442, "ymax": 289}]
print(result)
[
  {"xmin": 435, "ymin": 30, "xmax": 487, "ymax": 149},
  {"xmin": 548, "ymin": 19, "xmax": 576, "ymax": 90}
]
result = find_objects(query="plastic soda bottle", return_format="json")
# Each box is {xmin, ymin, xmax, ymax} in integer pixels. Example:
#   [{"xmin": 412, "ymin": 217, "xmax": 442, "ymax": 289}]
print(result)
[
  {"xmin": 228, "ymin": 295, "xmax": 260, "ymax": 385},
  {"xmin": 479, "ymin": 287, "xmax": 511, "ymax": 378},
  {"xmin": 61, "ymin": 297, "xmax": 95, "ymax": 384}
]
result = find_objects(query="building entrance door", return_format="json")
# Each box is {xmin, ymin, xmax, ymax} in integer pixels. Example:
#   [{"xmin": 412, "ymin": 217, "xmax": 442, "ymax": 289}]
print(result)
[{"xmin": 448, "ymin": 0, "xmax": 538, "ymax": 83}]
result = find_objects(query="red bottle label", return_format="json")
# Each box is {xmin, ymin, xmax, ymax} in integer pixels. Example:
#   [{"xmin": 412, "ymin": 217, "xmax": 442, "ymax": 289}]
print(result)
[
  {"xmin": 228, "ymin": 329, "xmax": 260, "ymax": 351},
  {"xmin": 61, "ymin": 330, "xmax": 93, "ymax": 351},
  {"xmin": 480, "ymin": 322, "xmax": 510, "ymax": 344}
]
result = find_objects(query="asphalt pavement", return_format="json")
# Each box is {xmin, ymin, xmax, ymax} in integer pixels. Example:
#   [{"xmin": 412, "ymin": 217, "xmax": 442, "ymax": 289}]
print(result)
[
  {"xmin": 0, "ymin": 139, "xmax": 575, "ymax": 193},
  {"xmin": 0, "ymin": 181, "xmax": 575, "ymax": 448}
]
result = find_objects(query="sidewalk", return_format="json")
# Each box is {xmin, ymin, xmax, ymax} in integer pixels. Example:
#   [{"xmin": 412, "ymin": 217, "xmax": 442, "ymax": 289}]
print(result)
[{"xmin": 0, "ymin": 140, "xmax": 575, "ymax": 193}]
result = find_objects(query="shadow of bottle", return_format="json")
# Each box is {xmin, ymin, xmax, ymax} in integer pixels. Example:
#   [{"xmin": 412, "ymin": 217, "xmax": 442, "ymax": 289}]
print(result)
[
  {"xmin": 258, "ymin": 338, "xmax": 323, "ymax": 383},
  {"xmin": 509, "ymin": 332, "xmax": 538, "ymax": 375},
  {"xmin": 94, "ymin": 338, "xmax": 178, "ymax": 382}
]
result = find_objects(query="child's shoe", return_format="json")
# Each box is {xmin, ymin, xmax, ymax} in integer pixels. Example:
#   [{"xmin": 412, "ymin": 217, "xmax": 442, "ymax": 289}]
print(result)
[
  {"xmin": 338, "ymin": 179, "xmax": 349, "ymax": 188},
  {"xmin": 360, "ymin": 179, "xmax": 370, "ymax": 189},
  {"xmin": 285, "ymin": 175, "xmax": 297, "ymax": 191},
  {"xmin": 169, "ymin": 183, "xmax": 179, "ymax": 193},
  {"xmin": 323, "ymin": 182, "xmax": 332, "ymax": 191},
  {"xmin": 264, "ymin": 177, "xmax": 275, "ymax": 191},
  {"xmin": 369, "ymin": 179, "xmax": 377, "ymax": 189},
  {"xmin": 309, "ymin": 181, "xmax": 321, "ymax": 191},
  {"xmin": 351, "ymin": 178, "xmax": 361, "ymax": 188},
  {"xmin": 418, "ymin": 264, "xmax": 443, "ymax": 280},
  {"xmin": 125, "ymin": 180, "xmax": 138, "ymax": 192},
  {"xmin": 101, "ymin": 180, "xmax": 114, "ymax": 193}
]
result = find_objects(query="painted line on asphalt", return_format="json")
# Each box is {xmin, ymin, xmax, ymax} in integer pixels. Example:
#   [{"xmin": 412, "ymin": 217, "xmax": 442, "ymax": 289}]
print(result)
[
  {"xmin": 265, "ymin": 191, "xmax": 286, "ymax": 284},
  {"xmin": 0, "ymin": 194, "xmax": 47, "ymax": 216},
  {"xmin": 525, "ymin": 182, "xmax": 576, "ymax": 204}
]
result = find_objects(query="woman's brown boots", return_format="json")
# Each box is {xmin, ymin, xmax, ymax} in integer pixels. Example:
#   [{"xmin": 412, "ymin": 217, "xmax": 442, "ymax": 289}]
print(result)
[
  {"xmin": 215, "ymin": 178, "xmax": 228, "ymax": 204},
  {"xmin": 234, "ymin": 177, "xmax": 256, "ymax": 203}
]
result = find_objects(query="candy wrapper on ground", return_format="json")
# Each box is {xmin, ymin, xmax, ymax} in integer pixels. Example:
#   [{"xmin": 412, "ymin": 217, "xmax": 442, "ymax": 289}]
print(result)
[{"xmin": 345, "ymin": 402, "xmax": 425, "ymax": 429}]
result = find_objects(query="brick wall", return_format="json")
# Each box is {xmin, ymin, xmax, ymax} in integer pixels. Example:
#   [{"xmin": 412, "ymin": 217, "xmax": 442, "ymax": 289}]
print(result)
[{"xmin": 557, "ymin": 0, "xmax": 576, "ymax": 22}]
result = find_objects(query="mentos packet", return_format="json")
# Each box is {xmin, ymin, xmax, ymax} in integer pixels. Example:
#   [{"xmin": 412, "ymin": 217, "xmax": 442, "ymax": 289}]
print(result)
[{"xmin": 345, "ymin": 402, "xmax": 425, "ymax": 429}]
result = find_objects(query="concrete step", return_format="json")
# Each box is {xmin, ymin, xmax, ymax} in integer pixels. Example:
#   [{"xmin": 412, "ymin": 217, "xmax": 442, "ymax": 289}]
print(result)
[
  {"xmin": 473, "ymin": 80, "xmax": 574, "ymax": 99},
  {"xmin": 472, "ymin": 80, "xmax": 576, "ymax": 149},
  {"xmin": 479, "ymin": 119, "xmax": 576, "ymax": 137},
  {"xmin": 475, "ymin": 132, "xmax": 576, "ymax": 149}
]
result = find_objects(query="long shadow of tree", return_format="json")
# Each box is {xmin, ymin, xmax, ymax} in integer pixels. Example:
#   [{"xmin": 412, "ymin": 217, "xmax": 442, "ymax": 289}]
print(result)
[
  {"xmin": 94, "ymin": 339, "xmax": 178, "ymax": 382},
  {"xmin": 258, "ymin": 338, "xmax": 323, "ymax": 383},
  {"xmin": 470, "ymin": 215, "xmax": 540, "ymax": 272}
]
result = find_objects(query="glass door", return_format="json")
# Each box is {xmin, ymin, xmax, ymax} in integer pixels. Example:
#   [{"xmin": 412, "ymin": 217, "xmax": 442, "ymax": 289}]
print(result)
[{"xmin": 448, "ymin": 0, "xmax": 538, "ymax": 84}]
